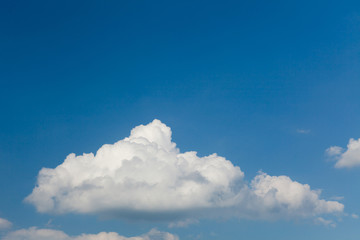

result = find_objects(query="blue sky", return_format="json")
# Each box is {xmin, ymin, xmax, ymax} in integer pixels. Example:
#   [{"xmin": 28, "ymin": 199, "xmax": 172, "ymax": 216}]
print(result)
[{"xmin": 1, "ymin": 0, "xmax": 360, "ymax": 239}]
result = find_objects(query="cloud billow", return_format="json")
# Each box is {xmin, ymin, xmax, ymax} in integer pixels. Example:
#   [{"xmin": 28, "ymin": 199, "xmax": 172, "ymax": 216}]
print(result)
[
  {"xmin": 326, "ymin": 138, "xmax": 360, "ymax": 168},
  {"xmin": 26, "ymin": 120, "xmax": 343, "ymax": 222}
]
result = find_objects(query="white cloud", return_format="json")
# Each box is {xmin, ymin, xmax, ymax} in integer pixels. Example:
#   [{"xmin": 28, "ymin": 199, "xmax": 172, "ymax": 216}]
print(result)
[
  {"xmin": 326, "ymin": 138, "xmax": 360, "ymax": 168},
  {"xmin": 351, "ymin": 213, "xmax": 359, "ymax": 219},
  {"xmin": 0, "ymin": 217, "xmax": 12, "ymax": 230},
  {"xmin": 250, "ymin": 173, "xmax": 343, "ymax": 219},
  {"xmin": 3, "ymin": 227, "xmax": 178, "ymax": 240},
  {"xmin": 26, "ymin": 120, "xmax": 343, "ymax": 222}
]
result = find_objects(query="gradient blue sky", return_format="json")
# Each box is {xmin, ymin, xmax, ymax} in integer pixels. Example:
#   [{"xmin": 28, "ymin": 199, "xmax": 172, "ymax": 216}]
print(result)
[{"xmin": 1, "ymin": 0, "xmax": 360, "ymax": 239}]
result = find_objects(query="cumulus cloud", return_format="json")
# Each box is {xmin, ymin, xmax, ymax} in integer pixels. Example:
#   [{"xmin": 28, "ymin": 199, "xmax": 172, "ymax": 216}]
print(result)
[
  {"xmin": 250, "ymin": 173, "xmax": 343, "ymax": 219},
  {"xmin": 0, "ymin": 217, "xmax": 12, "ymax": 230},
  {"xmin": 3, "ymin": 227, "xmax": 178, "ymax": 240},
  {"xmin": 26, "ymin": 120, "xmax": 343, "ymax": 222},
  {"xmin": 326, "ymin": 138, "xmax": 360, "ymax": 168}
]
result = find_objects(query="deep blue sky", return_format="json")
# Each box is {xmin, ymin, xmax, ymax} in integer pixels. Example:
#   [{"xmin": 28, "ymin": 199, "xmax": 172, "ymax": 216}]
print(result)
[{"xmin": 1, "ymin": 0, "xmax": 360, "ymax": 239}]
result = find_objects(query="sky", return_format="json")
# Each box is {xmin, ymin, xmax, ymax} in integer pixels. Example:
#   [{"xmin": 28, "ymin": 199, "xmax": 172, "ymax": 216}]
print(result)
[{"xmin": 1, "ymin": 0, "xmax": 360, "ymax": 239}]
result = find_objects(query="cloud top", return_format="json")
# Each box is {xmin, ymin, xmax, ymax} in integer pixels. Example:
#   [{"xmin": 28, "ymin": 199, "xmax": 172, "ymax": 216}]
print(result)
[
  {"xmin": 326, "ymin": 138, "xmax": 360, "ymax": 168},
  {"xmin": 26, "ymin": 120, "xmax": 343, "ymax": 222}
]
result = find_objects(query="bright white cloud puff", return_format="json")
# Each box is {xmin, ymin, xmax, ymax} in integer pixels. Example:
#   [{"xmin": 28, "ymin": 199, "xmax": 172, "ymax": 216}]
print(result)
[
  {"xmin": 326, "ymin": 138, "xmax": 360, "ymax": 168},
  {"xmin": 3, "ymin": 227, "xmax": 178, "ymax": 240},
  {"xmin": 26, "ymin": 120, "xmax": 343, "ymax": 222}
]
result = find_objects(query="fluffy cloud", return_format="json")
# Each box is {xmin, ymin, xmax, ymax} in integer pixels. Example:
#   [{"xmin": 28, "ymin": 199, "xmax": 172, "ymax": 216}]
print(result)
[
  {"xmin": 3, "ymin": 228, "xmax": 178, "ymax": 240},
  {"xmin": 0, "ymin": 217, "xmax": 12, "ymax": 230},
  {"xmin": 326, "ymin": 138, "xmax": 360, "ymax": 168},
  {"xmin": 26, "ymin": 120, "xmax": 343, "ymax": 221},
  {"xmin": 250, "ymin": 173, "xmax": 343, "ymax": 219}
]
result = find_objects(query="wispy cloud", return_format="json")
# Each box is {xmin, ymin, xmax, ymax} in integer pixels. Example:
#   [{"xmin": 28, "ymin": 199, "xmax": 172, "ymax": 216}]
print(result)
[
  {"xmin": 329, "ymin": 196, "xmax": 344, "ymax": 201},
  {"xmin": 168, "ymin": 218, "xmax": 199, "ymax": 228},
  {"xmin": 296, "ymin": 129, "xmax": 311, "ymax": 134},
  {"xmin": 314, "ymin": 217, "xmax": 336, "ymax": 228}
]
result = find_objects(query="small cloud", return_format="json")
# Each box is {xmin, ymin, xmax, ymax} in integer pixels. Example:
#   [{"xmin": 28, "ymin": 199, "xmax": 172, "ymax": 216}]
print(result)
[
  {"xmin": 0, "ymin": 217, "xmax": 12, "ymax": 230},
  {"xmin": 326, "ymin": 138, "xmax": 360, "ymax": 168},
  {"xmin": 314, "ymin": 217, "xmax": 336, "ymax": 228},
  {"xmin": 326, "ymin": 146, "xmax": 344, "ymax": 157},
  {"xmin": 45, "ymin": 219, "xmax": 53, "ymax": 227},
  {"xmin": 297, "ymin": 129, "xmax": 311, "ymax": 134},
  {"xmin": 168, "ymin": 219, "xmax": 199, "ymax": 228},
  {"xmin": 351, "ymin": 214, "xmax": 359, "ymax": 219}
]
